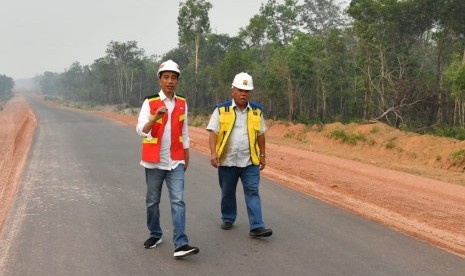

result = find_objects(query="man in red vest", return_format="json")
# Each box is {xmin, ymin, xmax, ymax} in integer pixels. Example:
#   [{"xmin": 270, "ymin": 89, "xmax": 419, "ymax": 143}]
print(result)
[{"xmin": 136, "ymin": 59, "xmax": 199, "ymax": 258}]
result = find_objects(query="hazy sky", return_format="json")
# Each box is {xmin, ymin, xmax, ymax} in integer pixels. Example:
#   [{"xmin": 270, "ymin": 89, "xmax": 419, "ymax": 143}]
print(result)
[{"xmin": 0, "ymin": 0, "xmax": 271, "ymax": 80}]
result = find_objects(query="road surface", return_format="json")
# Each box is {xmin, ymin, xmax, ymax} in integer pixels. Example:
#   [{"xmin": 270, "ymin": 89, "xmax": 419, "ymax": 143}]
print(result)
[{"xmin": 1, "ymin": 95, "xmax": 464, "ymax": 275}]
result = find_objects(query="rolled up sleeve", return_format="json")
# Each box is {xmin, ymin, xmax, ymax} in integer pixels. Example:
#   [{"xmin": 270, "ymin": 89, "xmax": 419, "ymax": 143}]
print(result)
[{"xmin": 136, "ymin": 99, "xmax": 151, "ymax": 137}]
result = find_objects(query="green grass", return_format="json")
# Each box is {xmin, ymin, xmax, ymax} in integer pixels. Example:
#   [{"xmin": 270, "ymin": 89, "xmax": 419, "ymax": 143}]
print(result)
[
  {"xmin": 450, "ymin": 149, "xmax": 465, "ymax": 165},
  {"xmin": 329, "ymin": 129, "xmax": 367, "ymax": 145},
  {"xmin": 385, "ymin": 139, "xmax": 396, "ymax": 149},
  {"xmin": 431, "ymin": 126, "xmax": 465, "ymax": 141}
]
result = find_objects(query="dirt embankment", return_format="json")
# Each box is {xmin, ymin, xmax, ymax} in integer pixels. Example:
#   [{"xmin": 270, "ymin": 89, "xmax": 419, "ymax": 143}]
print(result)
[
  {"xmin": 0, "ymin": 95, "xmax": 37, "ymax": 232},
  {"xmin": 1, "ymin": 95, "xmax": 465, "ymax": 259}
]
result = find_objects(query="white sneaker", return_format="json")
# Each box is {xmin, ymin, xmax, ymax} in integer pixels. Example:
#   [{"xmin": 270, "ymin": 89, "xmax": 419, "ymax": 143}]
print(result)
[{"xmin": 173, "ymin": 244, "xmax": 200, "ymax": 258}]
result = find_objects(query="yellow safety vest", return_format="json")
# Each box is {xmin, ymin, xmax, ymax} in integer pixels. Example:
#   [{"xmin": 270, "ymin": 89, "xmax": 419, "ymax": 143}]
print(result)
[{"xmin": 215, "ymin": 101, "xmax": 263, "ymax": 165}]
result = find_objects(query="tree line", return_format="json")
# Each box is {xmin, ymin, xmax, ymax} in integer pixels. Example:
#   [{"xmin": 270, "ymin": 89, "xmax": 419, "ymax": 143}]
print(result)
[
  {"xmin": 0, "ymin": 74, "xmax": 14, "ymax": 99},
  {"xmin": 32, "ymin": 0, "xmax": 465, "ymax": 134}
]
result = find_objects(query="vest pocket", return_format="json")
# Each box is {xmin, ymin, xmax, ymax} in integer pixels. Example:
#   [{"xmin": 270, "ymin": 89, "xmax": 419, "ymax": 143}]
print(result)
[{"xmin": 252, "ymin": 115, "xmax": 261, "ymax": 131}]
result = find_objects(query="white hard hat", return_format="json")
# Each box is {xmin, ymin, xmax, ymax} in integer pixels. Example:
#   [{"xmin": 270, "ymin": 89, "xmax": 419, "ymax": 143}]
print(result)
[
  {"xmin": 158, "ymin": 60, "xmax": 180, "ymax": 77},
  {"xmin": 232, "ymin": 72, "xmax": 254, "ymax": 90}
]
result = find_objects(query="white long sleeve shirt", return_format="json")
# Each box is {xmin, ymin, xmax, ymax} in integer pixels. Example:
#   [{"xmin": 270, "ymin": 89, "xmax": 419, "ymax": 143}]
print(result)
[{"xmin": 136, "ymin": 90, "xmax": 190, "ymax": 170}]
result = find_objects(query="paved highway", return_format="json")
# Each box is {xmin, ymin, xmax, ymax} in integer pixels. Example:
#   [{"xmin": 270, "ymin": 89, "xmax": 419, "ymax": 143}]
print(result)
[{"xmin": 1, "ymin": 96, "xmax": 464, "ymax": 275}]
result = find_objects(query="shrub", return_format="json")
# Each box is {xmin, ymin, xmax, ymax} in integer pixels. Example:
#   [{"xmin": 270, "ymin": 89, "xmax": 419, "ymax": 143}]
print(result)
[
  {"xmin": 385, "ymin": 139, "xmax": 396, "ymax": 149},
  {"xmin": 450, "ymin": 149, "xmax": 465, "ymax": 165},
  {"xmin": 432, "ymin": 126, "xmax": 465, "ymax": 141},
  {"xmin": 329, "ymin": 130, "xmax": 367, "ymax": 145},
  {"xmin": 370, "ymin": 126, "xmax": 380, "ymax": 134}
]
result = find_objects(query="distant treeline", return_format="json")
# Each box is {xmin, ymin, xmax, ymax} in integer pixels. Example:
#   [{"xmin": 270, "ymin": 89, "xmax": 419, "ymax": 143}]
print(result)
[
  {"xmin": 31, "ymin": 0, "xmax": 465, "ymax": 133},
  {"xmin": 0, "ymin": 75, "xmax": 15, "ymax": 98}
]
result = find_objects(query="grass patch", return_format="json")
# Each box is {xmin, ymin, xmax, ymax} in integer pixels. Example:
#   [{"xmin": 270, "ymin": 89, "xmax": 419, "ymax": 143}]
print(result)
[
  {"xmin": 367, "ymin": 138, "xmax": 376, "ymax": 145},
  {"xmin": 329, "ymin": 129, "xmax": 367, "ymax": 145},
  {"xmin": 295, "ymin": 132, "xmax": 308, "ymax": 143},
  {"xmin": 310, "ymin": 122, "xmax": 324, "ymax": 132},
  {"xmin": 450, "ymin": 149, "xmax": 465, "ymax": 165},
  {"xmin": 189, "ymin": 115, "xmax": 209, "ymax": 128},
  {"xmin": 370, "ymin": 126, "xmax": 380, "ymax": 134},
  {"xmin": 431, "ymin": 126, "xmax": 465, "ymax": 141},
  {"xmin": 385, "ymin": 138, "xmax": 397, "ymax": 149},
  {"xmin": 284, "ymin": 132, "xmax": 295, "ymax": 139}
]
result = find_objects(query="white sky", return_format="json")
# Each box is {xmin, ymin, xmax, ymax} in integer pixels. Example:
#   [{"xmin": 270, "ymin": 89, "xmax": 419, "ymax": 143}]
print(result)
[{"xmin": 0, "ymin": 0, "xmax": 270, "ymax": 80}]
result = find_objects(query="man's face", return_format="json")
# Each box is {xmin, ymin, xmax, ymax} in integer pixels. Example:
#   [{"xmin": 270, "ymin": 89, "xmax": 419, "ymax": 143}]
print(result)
[
  {"xmin": 232, "ymin": 87, "xmax": 251, "ymax": 108},
  {"xmin": 158, "ymin": 71, "xmax": 179, "ymax": 93}
]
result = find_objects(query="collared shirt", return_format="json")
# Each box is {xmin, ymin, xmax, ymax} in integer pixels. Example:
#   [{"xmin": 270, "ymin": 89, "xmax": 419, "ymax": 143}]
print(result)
[
  {"xmin": 136, "ymin": 90, "xmax": 190, "ymax": 170},
  {"xmin": 206, "ymin": 99, "xmax": 266, "ymax": 167}
]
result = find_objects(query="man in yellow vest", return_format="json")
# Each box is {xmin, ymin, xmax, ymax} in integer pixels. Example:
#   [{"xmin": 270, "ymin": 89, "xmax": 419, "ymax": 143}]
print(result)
[
  {"xmin": 207, "ymin": 72, "xmax": 272, "ymax": 238},
  {"xmin": 136, "ymin": 60, "xmax": 199, "ymax": 258}
]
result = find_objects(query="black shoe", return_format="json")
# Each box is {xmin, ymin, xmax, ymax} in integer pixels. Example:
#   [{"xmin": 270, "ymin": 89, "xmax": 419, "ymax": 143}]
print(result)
[
  {"xmin": 249, "ymin": 227, "xmax": 273, "ymax": 238},
  {"xmin": 221, "ymin": 221, "xmax": 233, "ymax": 230},
  {"xmin": 144, "ymin": 237, "xmax": 162, "ymax": 249},
  {"xmin": 173, "ymin": 244, "xmax": 200, "ymax": 258}
]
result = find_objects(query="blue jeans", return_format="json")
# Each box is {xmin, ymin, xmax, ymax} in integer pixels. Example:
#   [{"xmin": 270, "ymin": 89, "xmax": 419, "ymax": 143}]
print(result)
[
  {"xmin": 218, "ymin": 165, "xmax": 265, "ymax": 230},
  {"xmin": 145, "ymin": 165, "xmax": 188, "ymax": 250}
]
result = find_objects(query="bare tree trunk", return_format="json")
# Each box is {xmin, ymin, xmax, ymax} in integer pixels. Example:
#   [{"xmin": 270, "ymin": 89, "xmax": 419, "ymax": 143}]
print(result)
[
  {"xmin": 353, "ymin": 66, "xmax": 358, "ymax": 118},
  {"xmin": 435, "ymin": 35, "xmax": 446, "ymax": 125},
  {"xmin": 321, "ymin": 77, "xmax": 327, "ymax": 121},
  {"xmin": 316, "ymin": 73, "xmax": 321, "ymax": 120},
  {"xmin": 363, "ymin": 48, "xmax": 372, "ymax": 120},
  {"xmin": 461, "ymin": 100, "xmax": 465, "ymax": 127},
  {"xmin": 194, "ymin": 31, "xmax": 200, "ymax": 110},
  {"xmin": 116, "ymin": 64, "xmax": 124, "ymax": 104},
  {"xmin": 127, "ymin": 70, "xmax": 134, "ymax": 105},
  {"xmin": 139, "ymin": 74, "xmax": 142, "ymax": 104},
  {"xmin": 286, "ymin": 71, "xmax": 294, "ymax": 121},
  {"xmin": 462, "ymin": 49, "xmax": 465, "ymax": 127}
]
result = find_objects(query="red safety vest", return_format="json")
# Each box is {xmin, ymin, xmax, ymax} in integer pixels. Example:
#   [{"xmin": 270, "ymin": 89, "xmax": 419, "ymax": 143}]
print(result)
[{"xmin": 141, "ymin": 95, "xmax": 186, "ymax": 162}]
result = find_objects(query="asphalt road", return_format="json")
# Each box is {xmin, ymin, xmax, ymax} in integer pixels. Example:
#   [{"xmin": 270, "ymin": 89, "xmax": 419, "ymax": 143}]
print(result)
[{"xmin": 1, "ymin": 96, "xmax": 464, "ymax": 276}]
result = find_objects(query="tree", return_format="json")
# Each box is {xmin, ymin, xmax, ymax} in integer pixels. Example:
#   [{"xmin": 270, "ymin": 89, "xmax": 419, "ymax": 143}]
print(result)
[
  {"xmin": 197, "ymin": 33, "xmax": 238, "ymax": 107},
  {"xmin": 421, "ymin": 0, "xmax": 465, "ymax": 124},
  {"xmin": 0, "ymin": 74, "xmax": 14, "ymax": 97},
  {"xmin": 238, "ymin": 14, "xmax": 269, "ymax": 48},
  {"xmin": 347, "ymin": 0, "xmax": 430, "ymax": 125},
  {"xmin": 178, "ymin": 0, "xmax": 212, "ymax": 109},
  {"xmin": 300, "ymin": 0, "xmax": 348, "ymax": 35},
  {"xmin": 62, "ymin": 62, "xmax": 84, "ymax": 101},
  {"xmin": 444, "ymin": 52, "xmax": 465, "ymax": 126},
  {"xmin": 37, "ymin": 72, "xmax": 62, "ymax": 97},
  {"xmin": 259, "ymin": 0, "xmax": 301, "ymax": 46},
  {"xmin": 105, "ymin": 41, "xmax": 145, "ymax": 104}
]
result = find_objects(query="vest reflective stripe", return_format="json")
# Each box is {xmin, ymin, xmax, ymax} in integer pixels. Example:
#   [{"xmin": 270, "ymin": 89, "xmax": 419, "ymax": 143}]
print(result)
[
  {"xmin": 215, "ymin": 101, "xmax": 262, "ymax": 165},
  {"xmin": 143, "ymin": 137, "xmax": 158, "ymax": 144},
  {"xmin": 141, "ymin": 96, "xmax": 186, "ymax": 162}
]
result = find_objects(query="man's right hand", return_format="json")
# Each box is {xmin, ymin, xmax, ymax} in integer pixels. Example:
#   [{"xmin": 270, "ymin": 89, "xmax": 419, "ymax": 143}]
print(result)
[
  {"xmin": 210, "ymin": 153, "xmax": 220, "ymax": 168},
  {"xmin": 150, "ymin": 106, "xmax": 168, "ymax": 122},
  {"xmin": 156, "ymin": 106, "xmax": 168, "ymax": 115}
]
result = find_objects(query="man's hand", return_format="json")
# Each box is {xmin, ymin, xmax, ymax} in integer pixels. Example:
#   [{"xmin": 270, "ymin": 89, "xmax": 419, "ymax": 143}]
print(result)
[
  {"xmin": 210, "ymin": 153, "xmax": 220, "ymax": 168},
  {"xmin": 152, "ymin": 106, "xmax": 168, "ymax": 121},
  {"xmin": 260, "ymin": 157, "xmax": 266, "ymax": 170},
  {"xmin": 184, "ymin": 149, "xmax": 190, "ymax": 171},
  {"xmin": 208, "ymin": 131, "xmax": 220, "ymax": 168}
]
